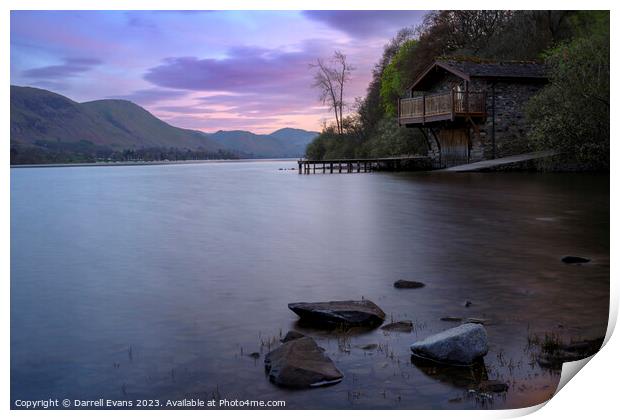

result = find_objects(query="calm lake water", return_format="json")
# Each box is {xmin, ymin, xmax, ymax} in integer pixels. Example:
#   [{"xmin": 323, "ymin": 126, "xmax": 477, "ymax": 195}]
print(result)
[{"xmin": 11, "ymin": 160, "xmax": 609, "ymax": 409}]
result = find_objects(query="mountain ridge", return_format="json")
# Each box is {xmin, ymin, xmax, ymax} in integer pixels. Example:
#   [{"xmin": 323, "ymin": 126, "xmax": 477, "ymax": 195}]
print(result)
[{"xmin": 10, "ymin": 85, "xmax": 318, "ymax": 163}]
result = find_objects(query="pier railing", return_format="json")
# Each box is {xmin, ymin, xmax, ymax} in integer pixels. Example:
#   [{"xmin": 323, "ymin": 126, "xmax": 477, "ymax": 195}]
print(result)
[
  {"xmin": 398, "ymin": 90, "xmax": 486, "ymax": 125},
  {"xmin": 297, "ymin": 156, "xmax": 433, "ymax": 174}
]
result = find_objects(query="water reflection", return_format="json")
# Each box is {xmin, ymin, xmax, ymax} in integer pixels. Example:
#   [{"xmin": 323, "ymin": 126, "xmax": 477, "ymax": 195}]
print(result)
[
  {"xmin": 10, "ymin": 162, "xmax": 609, "ymax": 409},
  {"xmin": 411, "ymin": 356, "xmax": 488, "ymax": 389}
]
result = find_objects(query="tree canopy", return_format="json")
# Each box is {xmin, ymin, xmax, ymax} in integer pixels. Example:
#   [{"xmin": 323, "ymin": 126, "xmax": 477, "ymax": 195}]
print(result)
[{"xmin": 527, "ymin": 11, "xmax": 609, "ymax": 169}]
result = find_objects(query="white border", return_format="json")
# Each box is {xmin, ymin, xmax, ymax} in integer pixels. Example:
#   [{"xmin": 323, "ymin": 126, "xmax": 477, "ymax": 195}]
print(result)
[{"xmin": 2, "ymin": 2, "xmax": 617, "ymax": 419}]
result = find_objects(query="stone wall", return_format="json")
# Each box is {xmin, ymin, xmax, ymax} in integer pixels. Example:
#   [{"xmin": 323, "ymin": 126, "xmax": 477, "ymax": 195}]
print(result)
[
  {"xmin": 471, "ymin": 79, "xmax": 546, "ymax": 160},
  {"xmin": 416, "ymin": 127, "xmax": 441, "ymax": 166},
  {"xmin": 411, "ymin": 70, "xmax": 547, "ymax": 166},
  {"xmin": 426, "ymin": 131, "xmax": 441, "ymax": 165}
]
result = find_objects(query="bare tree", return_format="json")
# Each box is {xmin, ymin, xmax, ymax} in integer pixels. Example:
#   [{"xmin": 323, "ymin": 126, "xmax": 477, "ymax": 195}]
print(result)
[{"xmin": 311, "ymin": 51, "xmax": 353, "ymax": 135}]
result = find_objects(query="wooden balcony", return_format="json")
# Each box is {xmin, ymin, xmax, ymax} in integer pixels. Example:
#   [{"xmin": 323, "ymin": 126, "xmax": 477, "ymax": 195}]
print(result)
[{"xmin": 398, "ymin": 91, "xmax": 486, "ymax": 126}]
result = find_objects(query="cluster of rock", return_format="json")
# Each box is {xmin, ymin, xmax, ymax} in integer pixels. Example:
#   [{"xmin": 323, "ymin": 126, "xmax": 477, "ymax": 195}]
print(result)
[
  {"xmin": 263, "ymin": 255, "xmax": 592, "ymax": 393},
  {"xmin": 264, "ymin": 298, "xmax": 496, "ymax": 389},
  {"xmin": 264, "ymin": 300, "xmax": 387, "ymax": 388}
]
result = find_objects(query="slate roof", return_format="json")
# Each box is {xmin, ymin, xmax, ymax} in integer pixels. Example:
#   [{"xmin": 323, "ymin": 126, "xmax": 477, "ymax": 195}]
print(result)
[
  {"xmin": 439, "ymin": 60, "xmax": 548, "ymax": 79},
  {"xmin": 409, "ymin": 59, "xmax": 548, "ymax": 91}
]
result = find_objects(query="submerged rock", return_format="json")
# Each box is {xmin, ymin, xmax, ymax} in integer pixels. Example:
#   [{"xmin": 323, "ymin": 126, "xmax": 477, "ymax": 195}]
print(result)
[
  {"xmin": 536, "ymin": 352, "xmax": 575, "ymax": 369},
  {"xmin": 394, "ymin": 280, "xmax": 426, "ymax": 289},
  {"xmin": 561, "ymin": 256, "xmax": 590, "ymax": 264},
  {"xmin": 466, "ymin": 318, "xmax": 489, "ymax": 325},
  {"xmin": 411, "ymin": 355, "xmax": 488, "ymax": 389},
  {"xmin": 477, "ymin": 380, "xmax": 508, "ymax": 393},
  {"xmin": 410, "ymin": 323, "xmax": 489, "ymax": 366},
  {"xmin": 381, "ymin": 321, "xmax": 414, "ymax": 333},
  {"xmin": 440, "ymin": 316, "xmax": 463, "ymax": 322},
  {"xmin": 536, "ymin": 337, "xmax": 603, "ymax": 370},
  {"xmin": 563, "ymin": 338, "xmax": 604, "ymax": 354},
  {"xmin": 281, "ymin": 331, "xmax": 305, "ymax": 343},
  {"xmin": 357, "ymin": 343, "xmax": 378, "ymax": 351},
  {"xmin": 264, "ymin": 336, "xmax": 343, "ymax": 388},
  {"xmin": 440, "ymin": 316, "xmax": 489, "ymax": 325},
  {"xmin": 288, "ymin": 300, "xmax": 386, "ymax": 328}
]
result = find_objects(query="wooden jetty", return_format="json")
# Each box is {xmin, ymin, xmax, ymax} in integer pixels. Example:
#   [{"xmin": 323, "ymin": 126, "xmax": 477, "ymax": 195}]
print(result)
[{"xmin": 297, "ymin": 157, "xmax": 432, "ymax": 174}]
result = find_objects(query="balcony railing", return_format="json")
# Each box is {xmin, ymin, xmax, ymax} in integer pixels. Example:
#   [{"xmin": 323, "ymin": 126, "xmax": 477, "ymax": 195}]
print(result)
[{"xmin": 398, "ymin": 90, "xmax": 486, "ymax": 125}]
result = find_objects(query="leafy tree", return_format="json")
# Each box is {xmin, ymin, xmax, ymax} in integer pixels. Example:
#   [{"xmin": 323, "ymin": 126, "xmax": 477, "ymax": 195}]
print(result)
[
  {"xmin": 380, "ymin": 40, "xmax": 418, "ymax": 116},
  {"xmin": 414, "ymin": 11, "xmax": 512, "ymax": 60},
  {"xmin": 304, "ymin": 134, "xmax": 327, "ymax": 160},
  {"xmin": 357, "ymin": 28, "xmax": 416, "ymax": 139},
  {"xmin": 480, "ymin": 11, "xmax": 574, "ymax": 59},
  {"xmin": 527, "ymin": 12, "xmax": 609, "ymax": 169},
  {"xmin": 419, "ymin": 11, "xmax": 512, "ymax": 53},
  {"xmin": 362, "ymin": 116, "xmax": 427, "ymax": 157},
  {"xmin": 305, "ymin": 117, "xmax": 364, "ymax": 160}
]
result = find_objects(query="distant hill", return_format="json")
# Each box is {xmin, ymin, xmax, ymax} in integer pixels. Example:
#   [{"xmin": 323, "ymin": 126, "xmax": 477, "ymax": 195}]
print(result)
[
  {"xmin": 10, "ymin": 86, "xmax": 222, "ymax": 151},
  {"xmin": 10, "ymin": 85, "xmax": 318, "ymax": 164},
  {"xmin": 270, "ymin": 127, "xmax": 320, "ymax": 152},
  {"xmin": 209, "ymin": 128, "xmax": 318, "ymax": 158}
]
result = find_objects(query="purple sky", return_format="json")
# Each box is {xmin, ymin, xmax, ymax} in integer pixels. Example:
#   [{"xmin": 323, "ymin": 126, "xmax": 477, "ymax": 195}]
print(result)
[{"xmin": 10, "ymin": 10, "xmax": 425, "ymax": 133}]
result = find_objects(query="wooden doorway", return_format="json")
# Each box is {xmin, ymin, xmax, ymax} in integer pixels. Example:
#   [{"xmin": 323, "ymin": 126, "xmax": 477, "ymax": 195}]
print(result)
[{"xmin": 438, "ymin": 128, "xmax": 469, "ymax": 167}]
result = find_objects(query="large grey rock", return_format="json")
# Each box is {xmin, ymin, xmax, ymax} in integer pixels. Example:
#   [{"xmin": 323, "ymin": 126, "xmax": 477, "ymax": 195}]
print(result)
[
  {"xmin": 410, "ymin": 323, "xmax": 488, "ymax": 366},
  {"xmin": 288, "ymin": 300, "xmax": 385, "ymax": 328},
  {"xmin": 264, "ymin": 336, "xmax": 343, "ymax": 388}
]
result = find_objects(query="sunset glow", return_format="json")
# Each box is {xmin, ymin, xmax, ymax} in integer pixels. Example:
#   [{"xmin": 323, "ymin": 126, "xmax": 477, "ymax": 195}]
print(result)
[{"xmin": 10, "ymin": 10, "xmax": 425, "ymax": 133}]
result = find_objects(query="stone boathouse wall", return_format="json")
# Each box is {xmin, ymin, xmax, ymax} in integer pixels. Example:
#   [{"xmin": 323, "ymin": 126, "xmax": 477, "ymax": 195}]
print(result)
[{"xmin": 416, "ymin": 74, "xmax": 546, "ymax": 164}]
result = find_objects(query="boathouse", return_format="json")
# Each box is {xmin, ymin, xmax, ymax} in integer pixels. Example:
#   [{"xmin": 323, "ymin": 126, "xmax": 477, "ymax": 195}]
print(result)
[{"xmin": 398, "ymin": 59, "xmax": 547, "ymax": 167}]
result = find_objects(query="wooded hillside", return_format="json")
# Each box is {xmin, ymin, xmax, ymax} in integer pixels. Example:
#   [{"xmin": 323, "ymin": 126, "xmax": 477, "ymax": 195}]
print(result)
[{"xmin": 306, "ymin": 11, "xmax": 609, "ymax": 170}]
